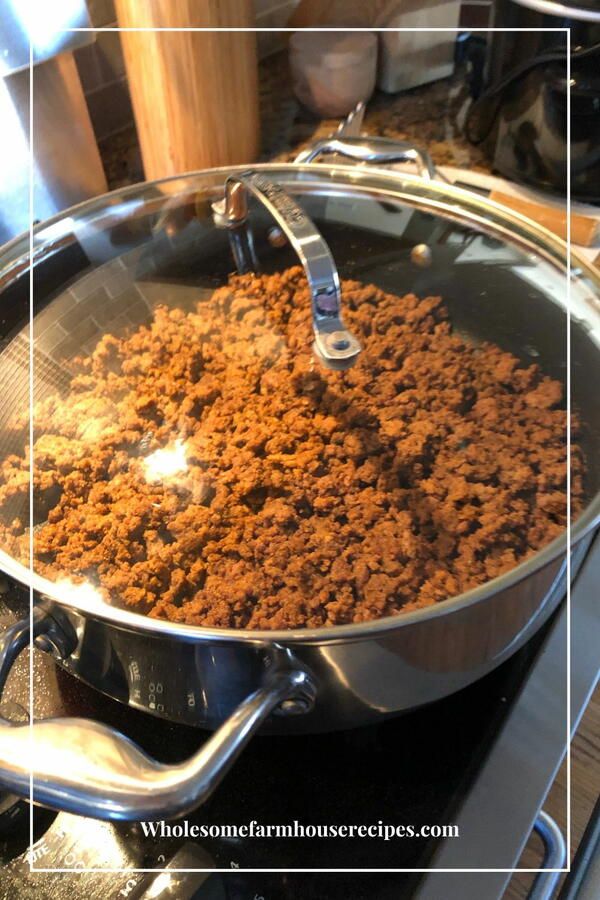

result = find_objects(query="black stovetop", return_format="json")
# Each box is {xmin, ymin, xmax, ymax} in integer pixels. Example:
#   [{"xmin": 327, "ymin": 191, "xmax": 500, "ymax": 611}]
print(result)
[{"xmin": 0, "ymin": 602, "xmax": 556, "ymax": 900}]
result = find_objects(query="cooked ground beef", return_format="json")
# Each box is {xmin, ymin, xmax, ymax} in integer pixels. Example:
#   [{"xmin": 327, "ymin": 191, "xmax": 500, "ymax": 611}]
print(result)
[{"xmin": 0, "ymin": 267, "xmax": 584, "ymax": 629}]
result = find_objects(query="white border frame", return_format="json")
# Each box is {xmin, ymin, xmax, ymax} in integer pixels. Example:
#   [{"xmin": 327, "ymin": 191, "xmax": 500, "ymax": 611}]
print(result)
[{"xmin": 27, "ymin": 24, "xmax": 572, "ymax": 879}]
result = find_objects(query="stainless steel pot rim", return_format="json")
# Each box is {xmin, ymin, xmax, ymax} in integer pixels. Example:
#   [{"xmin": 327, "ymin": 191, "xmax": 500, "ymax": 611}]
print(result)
[
  {"xmin": 1, "ymin": 507, "xmax": 597, "ymax": 645},
  {"xmin": 0, "ymin": 161, "xmax": 597, "ymax": 282},
  {"xmin": 0, "ymin": 161, "xmax": 598, "ymax": 643},
  {"xmin": 3, "ymin": 162, "xmax": 599, "ymax": 345},
  {"xmin": 3, "ymin": 161, "xmax": 599, "ymax": 321}
]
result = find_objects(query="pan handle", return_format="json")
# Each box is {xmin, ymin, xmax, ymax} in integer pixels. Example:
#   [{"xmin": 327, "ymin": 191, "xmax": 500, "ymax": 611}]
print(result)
[
  {"xmin": 294, "ymin": 136, "xmax": 439, "ymax": 181},
  {"xmin": 0, "ymin": 611, "xmax": 315, "ymax": 821}
]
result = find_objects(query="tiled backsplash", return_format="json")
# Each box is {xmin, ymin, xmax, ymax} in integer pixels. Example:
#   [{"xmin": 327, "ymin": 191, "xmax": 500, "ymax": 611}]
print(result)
[
  {"xmin": 85, "ymin": 0, "xmax": 116, "ymax": 27},
  {"xmin": 74, "ymin": 0, "xmax": 132, "ymax": 142},
  {"xmin": 254, "ymin": 0, "xmax": 298, "ymax": 57}
]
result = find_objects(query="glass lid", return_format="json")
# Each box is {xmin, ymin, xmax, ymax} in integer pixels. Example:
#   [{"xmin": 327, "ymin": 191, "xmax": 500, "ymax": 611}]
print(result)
[{"xmin": 0, "ymin": 164, "xmax": 598, "ymax": 633}]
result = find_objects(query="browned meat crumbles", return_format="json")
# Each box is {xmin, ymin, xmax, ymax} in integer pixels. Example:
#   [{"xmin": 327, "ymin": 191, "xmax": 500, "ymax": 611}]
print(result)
[{"xmin": 0, "ymin": 267, "xmax": 584, "ymax": 629}]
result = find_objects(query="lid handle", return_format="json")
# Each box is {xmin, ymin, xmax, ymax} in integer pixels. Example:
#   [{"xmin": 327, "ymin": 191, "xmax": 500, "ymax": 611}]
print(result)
[
  {"xmin": 294, "ymin": 136, "xmax": 438, "ymax": 181},
  {"xmin": 212, "ymin": 171, "xmax": 361, "ymax": 370}
]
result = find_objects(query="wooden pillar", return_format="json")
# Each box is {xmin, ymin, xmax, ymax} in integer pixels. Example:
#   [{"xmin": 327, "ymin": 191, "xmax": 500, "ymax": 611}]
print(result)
[{"xmin": 114, "ymin": 0, "xmax": 260, "ymax": 179}]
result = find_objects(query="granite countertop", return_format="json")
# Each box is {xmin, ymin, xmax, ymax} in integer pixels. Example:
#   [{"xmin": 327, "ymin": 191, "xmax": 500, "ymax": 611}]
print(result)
[
  {"xmin": 259, "ymin": 53, "xmax": 489, "ymax": 170},
  {"xmin": 100, "ymin": 52, "xmax": 489, "ymax": 191},
  {"xmin": 99, "ymin": 52, "xmax": 600, "ymax": 272}
]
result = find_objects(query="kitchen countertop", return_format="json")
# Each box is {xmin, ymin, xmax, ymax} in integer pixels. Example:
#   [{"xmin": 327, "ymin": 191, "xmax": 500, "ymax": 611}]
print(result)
[
  {"xmin": 99, "ymin": 53, "xmax": 599, "ymax": 271},
  {"xmin": 258, "ymin": 51, "xmax": 490, "ymax": 168},
  {"xmin": 99, "ymin": 52, "xmax": 489, "ymax": 190}
]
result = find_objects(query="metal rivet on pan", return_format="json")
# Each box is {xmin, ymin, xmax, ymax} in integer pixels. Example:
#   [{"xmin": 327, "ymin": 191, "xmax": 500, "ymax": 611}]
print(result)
[
  {"xmin": 267, "ymin": 226, "xmax": 287, "ymax": 248},
  {"xmin": 411, "ymin": 243, "xmax": 432, "ymax": 268},
  {"xmin": 276, "ymin": 697, "xmax": 311, "ymax": 716}
]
